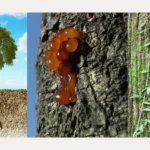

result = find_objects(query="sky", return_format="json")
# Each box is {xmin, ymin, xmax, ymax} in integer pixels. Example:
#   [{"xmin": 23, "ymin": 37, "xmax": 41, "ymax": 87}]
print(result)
[
  {"xmin": 28, "ymin": 13, "xmax": 42, "ymax": 137},
  {"xmin": 0, "ymin": 13, "xmax": 27, "ymax": 89}
]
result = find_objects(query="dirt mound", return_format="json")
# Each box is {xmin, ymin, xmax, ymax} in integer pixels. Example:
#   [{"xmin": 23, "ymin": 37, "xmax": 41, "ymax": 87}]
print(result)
[{"xmin": 0, "ymin": 90, "xmax": 27, "ymax": 137}]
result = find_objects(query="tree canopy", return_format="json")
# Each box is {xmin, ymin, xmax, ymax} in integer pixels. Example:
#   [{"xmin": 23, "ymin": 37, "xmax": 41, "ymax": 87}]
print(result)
[{"xmin": 0, "ymin": 26, "xmax": 17, "ymax": 70}]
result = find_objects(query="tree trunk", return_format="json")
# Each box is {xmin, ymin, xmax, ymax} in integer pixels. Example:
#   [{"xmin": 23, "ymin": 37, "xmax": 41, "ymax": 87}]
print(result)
[
  {"xmin": 36, "ymin": 13, "xmax": 128, "ymax": 137},
  {"xmin": 128, "ymin": 13, "xmax": 150, "ymax": 137}
]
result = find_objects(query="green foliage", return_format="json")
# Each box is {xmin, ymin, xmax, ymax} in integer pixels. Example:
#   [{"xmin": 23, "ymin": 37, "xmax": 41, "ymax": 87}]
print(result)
[
  {"xmin": 146, "ymin": 53, "xmax": 150, "ymax": 58},
  {"xmin": 138, "ymin": 28, "xmax": 150, "ymax": 34},
  {"xmin": 131, "ymin": 94, "xmax": 142, "ymax": 99},
  {"xmin": 141, "ymin": 70, "xmax": 149, "ymax": 74},
  {"xmin": 132, "ymin": 67, "xmax": 150, "ymax": 137},
  {"xmin": 133, "ymin": 125, "xmax": 144, "ymax": 137},
  {"xmin": 144, "ymin": 119, "xmax": 150, "ymax": 124},
  {"xmin": 144, "ymin": 108, "xmax": 150, "ymax": 112},
  {"xmin": 144, "ymin": 101, "xmax": 150, "ymax": 105},
  {"xmin": 147, "ymin": 86, "xmax": 150, "ymax": 95},
  {"xmin": 140, "ymin": 21, "xmax": 147, "ymax": 28},
  {"xmin": 0, "ymin": 26, "xmax": 17, "ymax": 70},
  {"xmin": 144, "ymin": 42, "xmax": 150, "ymax": 48},
  {"xmin": 129, "ymin": 15, "xmax": 150, "ymax": 137}
]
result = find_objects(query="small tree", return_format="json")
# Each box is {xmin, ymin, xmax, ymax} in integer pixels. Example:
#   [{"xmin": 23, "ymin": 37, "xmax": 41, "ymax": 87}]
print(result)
[{"xmin": 0, "ymin": 26, "xmax": 17, "ymax": 70}]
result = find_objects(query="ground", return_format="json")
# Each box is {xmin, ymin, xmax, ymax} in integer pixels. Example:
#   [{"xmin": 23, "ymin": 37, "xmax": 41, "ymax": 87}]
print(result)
[{"xmin": 0, "ymin": 90, "xmax": 27, "ymax": 137}]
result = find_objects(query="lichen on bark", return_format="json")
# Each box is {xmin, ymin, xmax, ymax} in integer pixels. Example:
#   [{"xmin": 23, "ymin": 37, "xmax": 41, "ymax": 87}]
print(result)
[{"xmin": 128, "ymin": 13, "xmax": 150, "ymax": 137}]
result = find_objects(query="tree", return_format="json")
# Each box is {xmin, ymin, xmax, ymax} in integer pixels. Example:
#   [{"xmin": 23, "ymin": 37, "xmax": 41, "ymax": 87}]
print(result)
[
  {"xmin": 0, "ymin": 26, "xmax": 17, "ymax": 70},
  {"xmin": 36, "ymin": 13, "xmax": 128, "ymax": 137}
]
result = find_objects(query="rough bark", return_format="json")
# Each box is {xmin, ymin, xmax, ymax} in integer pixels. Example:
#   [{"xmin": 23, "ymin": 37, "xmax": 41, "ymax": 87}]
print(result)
[
  {"xmin": 36, "ymin": 13, "xmax": 128, "ymax": 137},
  {"xmin": 0, "ymin": 90, "xmax": 27, "ymax": 137}
]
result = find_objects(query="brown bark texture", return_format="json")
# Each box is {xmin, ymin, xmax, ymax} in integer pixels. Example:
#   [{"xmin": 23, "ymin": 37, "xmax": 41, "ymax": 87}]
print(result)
[{"xmin": 36, "ymin": 13, "xmax": 128, "ymax": 137}]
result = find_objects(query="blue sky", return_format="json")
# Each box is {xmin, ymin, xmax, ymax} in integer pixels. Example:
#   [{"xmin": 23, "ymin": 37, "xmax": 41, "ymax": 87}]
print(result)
[
  {"xmin": 0, "ymin": 13, "xmax": 27, "ymax": 89},
  {"xmin": 28, "ymin": 13, "xmax": 42, "ymax": 137}
]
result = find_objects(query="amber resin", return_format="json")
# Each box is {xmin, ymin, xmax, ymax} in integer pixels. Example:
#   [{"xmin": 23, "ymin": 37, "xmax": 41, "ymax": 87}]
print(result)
[
  {"xmin": 57, "ymin": 41, "xmax": 70, "ymax": 61},
  {"xmin": 58, "ymin": 61, "xmax": 72, "ymax": 77},
  {"xmin": 49, "ymin": 37, "xmax": 61, "ymax": 53},
  {"xmin": 66, "ymin": 38, "xmax": 78, "ymax": 52},
  {"xmin": 43, "ymin": 26, "xmax": 87, "ymax": 105},
  {"xmin": 47, "ymin": 52, "xmax": 60, "ymax": 70},
  {"xmin": 55, "ymin": 89, "xmax": 70, "ymax": 105},
  {"xmin": 43, "ymin": 50, "xmax": 51, "ymax": 60}
]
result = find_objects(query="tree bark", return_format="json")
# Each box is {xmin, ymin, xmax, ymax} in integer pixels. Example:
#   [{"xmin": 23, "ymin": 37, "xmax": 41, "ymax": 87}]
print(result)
[{"xmin": 36, "ymin": 13, "xmax": 128, "ymax": 137}]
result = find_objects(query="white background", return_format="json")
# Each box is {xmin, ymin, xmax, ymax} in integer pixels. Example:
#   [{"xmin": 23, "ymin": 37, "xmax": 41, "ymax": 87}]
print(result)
[
  {"xmin": 0, "ymin": 138, "xmax": 150, "ymax": 150},
  {"xmin": 0, "ymin": 0, "xmax": 150, "ymax": 12}
]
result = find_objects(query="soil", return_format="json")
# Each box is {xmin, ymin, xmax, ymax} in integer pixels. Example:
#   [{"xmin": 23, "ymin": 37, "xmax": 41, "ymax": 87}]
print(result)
[{"xmin": 0, "ymin": 90, "xmax": 27, "ymax": 137}]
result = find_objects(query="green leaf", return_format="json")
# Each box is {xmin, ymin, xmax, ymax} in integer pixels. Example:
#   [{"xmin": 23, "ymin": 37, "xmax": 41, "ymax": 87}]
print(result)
[
  {"xmin": 147, "ymin": 87, "xmax": 150, "ymax": 95},
  {"xmin": 133, "ymin": 129, "xmax": 140, "ymax": 137},
  {"xmin": 138, "ymin": 28, "xmax": 150, "ymax": 34},
  {"xmin": 144, "ymin": 43, "xmax": 150, "ymax": 48},
  {"xmin": 140, "ymin": 21, "xmax": 147, "ymax": 28},
  {"xmin": 141, "ymin": 70, "xmax": 149, "ymax": 74},
  {"xmin": 133, "ymin": 125, "xmax": 144, "ymax": 137},
  {"xmin": 144, "ymin": 101, "xmax": 150, "ymax": 105},
  {"xmin": 144, "ymin": 108, "xmax": 150, "ymax": 112},
  {"xmin": 144, "ymin": 119, "xmax": 150, "ymax": 124},
  {"xmin": 139, "ymin": 125, "xmax": 144, "ymax": 133},
  {"xmin": 131, "ymin": 95, "xmax": 143, "ymax": 99},
  {"xmin": 144, "ymin": 120, "xmax": 148, "ymax": 126},
  {"xmin": 142, "ymin": 87, "xmax": 147, "ymax": 93},
  {"xmin": 142, "ymin": 86, "xmax": 150, "ymax": 93},
  {"xmin": 146, "ymin": 53, "xmax": 150, "ymax": 58},
  {"xmin": 0, "ymin": 27, "xmax": 17, "ymax": 70},
  {"xmin": 133, "ymin": 132, "xmax": 137, "ymax": 137}
]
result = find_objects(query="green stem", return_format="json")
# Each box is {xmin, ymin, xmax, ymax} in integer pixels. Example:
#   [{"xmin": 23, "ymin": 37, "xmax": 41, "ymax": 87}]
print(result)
[{"xmin": 136, "ymin": 55, "xmax": 150, "ymax": 129}]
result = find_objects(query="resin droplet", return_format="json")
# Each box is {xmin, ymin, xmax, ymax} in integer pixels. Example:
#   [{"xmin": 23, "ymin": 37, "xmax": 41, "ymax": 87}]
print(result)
[
  {"xmin": 66, "ymin": 38, "xmax": 78, "ymax": 52},
  {"xmin": 55, "ymin": 30, "xmax": 68, "ymax": 42},
  {"xmin": 57, "ymin": 41, "xmax": 70, "ymax": 61},
  {"xmin": 64, "ymin": 28, "xmax": 80, "ymax": 39},
  {"xmin": 47, "ymin": 52, "xmax": 61, "ymax": 70},
  {"xmin": 49, "ymin": 37, "xmax": 61, "ymax": 53},
  {"xmin": 43, "ymin": 50, "xmax": 51, "ymax": 60},
  {"xmin": 58, "ymin": 61, "xmax": 72, "ymax": 77},
  {"xmin": 55, "ymin": 89, "xmax": 70, "ymax": 105}
]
